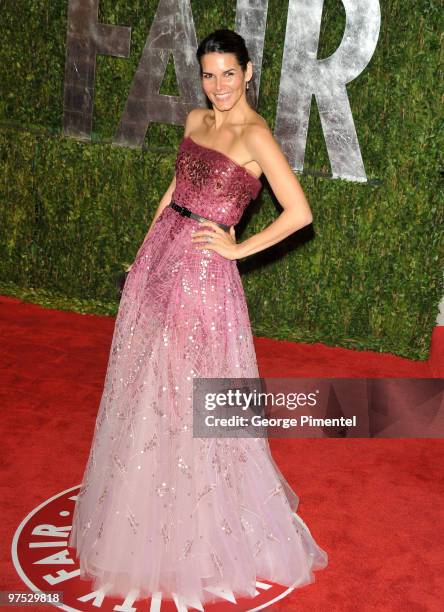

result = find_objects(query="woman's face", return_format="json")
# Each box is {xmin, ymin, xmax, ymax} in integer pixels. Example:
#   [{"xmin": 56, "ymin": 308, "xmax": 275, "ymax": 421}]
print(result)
[{"xmin": 200, "ymin": 52, "xmax": 251, "ymax": 111}]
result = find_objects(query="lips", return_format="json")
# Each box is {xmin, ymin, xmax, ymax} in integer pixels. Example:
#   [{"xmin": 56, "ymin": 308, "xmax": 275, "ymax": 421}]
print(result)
[{"xmin": 215, "ymin": 93, "xmax": 231, "ymax": 99}]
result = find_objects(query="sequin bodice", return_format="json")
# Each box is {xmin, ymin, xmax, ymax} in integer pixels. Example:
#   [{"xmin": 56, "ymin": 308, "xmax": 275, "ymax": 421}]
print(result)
[{"xmin": 171, "ymin": 137, "xmax": 262, "ymax": 227}]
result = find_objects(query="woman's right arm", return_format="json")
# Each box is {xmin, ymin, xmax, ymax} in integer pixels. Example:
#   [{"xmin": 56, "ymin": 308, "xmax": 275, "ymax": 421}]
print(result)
[
  {"xmin": 143, "ymin": 107, "xmax": 205, "ymax": 241},
  {"xmin": 143, "ymin": 173, "xmax": 177, "ymax": 240},
  {"xmin": 127, "ymin": 109, "xmax": 201, "ymax": 270},
  {"xmin": 125, "ymin": 175, "xmax": 176, "ymax": 272}
]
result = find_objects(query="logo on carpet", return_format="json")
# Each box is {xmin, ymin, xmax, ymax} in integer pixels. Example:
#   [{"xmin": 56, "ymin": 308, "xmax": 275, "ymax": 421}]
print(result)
[{"xmin": 12, "ymin": 486, "xmax": 297, "ymax": 610}]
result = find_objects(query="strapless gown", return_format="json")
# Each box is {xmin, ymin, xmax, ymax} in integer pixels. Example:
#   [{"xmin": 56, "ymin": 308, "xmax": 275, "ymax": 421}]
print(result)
[{"xmin": 68, "ymin": 136, "xmax": 328, "ymax": 607}]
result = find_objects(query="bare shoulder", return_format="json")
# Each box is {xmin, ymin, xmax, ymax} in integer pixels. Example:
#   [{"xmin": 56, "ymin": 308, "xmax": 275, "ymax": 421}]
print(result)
[
  {"xmin": 245, "ymin": 119, "xmax": 288, "ymax": 167},
  {"xmin": 243, "ymin": 118, "xmax": 296, "ymax": 185},
  {"xmin": 184, "ymin": 107, "xmax": 211, "ymax": 135},
  {"xmin": 244, "ymin": 117, "xmax": 275, "ymax": 151}
]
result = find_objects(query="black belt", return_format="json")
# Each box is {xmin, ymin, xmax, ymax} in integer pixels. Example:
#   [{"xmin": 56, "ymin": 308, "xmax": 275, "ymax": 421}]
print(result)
[{"xmin": 168, "ymin": 201, "xmax": 230, "ymax": 232}]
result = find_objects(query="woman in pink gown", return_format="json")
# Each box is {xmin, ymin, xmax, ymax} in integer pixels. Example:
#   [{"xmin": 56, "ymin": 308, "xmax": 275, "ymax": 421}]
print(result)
[{"xmin": 69, "ymin": 28, "xmax": 327, "ymax": 608}]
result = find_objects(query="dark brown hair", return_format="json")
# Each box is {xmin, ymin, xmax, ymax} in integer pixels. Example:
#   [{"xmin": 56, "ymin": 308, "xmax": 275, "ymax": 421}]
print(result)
[{"xmin": 196, "ymin": 29, "xmax": 257, "ymax": 109}]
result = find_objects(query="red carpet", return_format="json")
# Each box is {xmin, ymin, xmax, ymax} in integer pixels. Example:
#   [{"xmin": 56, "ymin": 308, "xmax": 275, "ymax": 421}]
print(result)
[{"xmin": 0, "ymin": 294, "xmax": 442, "ymax": 611}]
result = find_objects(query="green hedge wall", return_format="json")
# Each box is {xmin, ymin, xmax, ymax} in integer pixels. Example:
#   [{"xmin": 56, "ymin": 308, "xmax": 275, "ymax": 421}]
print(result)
[{"xmin": 0, "ymin": 0, "xmax": 442, "ymax": 359}]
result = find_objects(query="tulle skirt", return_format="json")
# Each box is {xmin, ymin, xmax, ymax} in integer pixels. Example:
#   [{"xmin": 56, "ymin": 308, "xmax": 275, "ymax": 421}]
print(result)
[{"xmin": 68, "ymin": 206, "xmax": 328, "ymax": 605}]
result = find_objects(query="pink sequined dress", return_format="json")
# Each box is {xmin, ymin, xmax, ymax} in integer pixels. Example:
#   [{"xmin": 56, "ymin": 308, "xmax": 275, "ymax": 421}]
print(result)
[{"xmin": 68, "ymin": 136, "xmax": 328, "ymax": 607}]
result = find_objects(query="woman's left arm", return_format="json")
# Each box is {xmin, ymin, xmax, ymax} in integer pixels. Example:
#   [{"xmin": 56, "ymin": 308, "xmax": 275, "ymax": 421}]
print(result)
[
  {"xmin": 235, "ymin": 127, "xmax": 313, "ymax": 259},
  {"xmin": 191, "ymin": 127, "xmax": 313, "ymax": 260}
]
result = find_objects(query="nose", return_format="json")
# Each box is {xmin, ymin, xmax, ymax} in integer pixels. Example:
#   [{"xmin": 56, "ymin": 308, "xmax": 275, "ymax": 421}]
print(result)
[{"xmin": 214, "ymin": 75, "xmax": 226, "ymax": 91}]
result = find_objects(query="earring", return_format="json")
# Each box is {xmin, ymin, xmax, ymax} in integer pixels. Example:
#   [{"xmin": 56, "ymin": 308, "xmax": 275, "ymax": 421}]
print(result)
[{"xmin": 246, "ymin": 81, "xmax": 250, "ymax": 90}]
